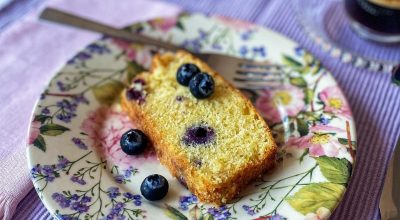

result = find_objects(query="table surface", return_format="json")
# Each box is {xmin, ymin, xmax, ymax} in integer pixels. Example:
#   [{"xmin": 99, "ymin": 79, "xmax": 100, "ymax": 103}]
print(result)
[{"xmin": 1, "ymin": 0, "xmax": 399, "ymax": 219}]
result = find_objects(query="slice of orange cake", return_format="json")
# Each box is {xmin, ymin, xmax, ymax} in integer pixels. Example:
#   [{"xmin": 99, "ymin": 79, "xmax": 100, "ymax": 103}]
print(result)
[{"xmin": 121, "ymin": 51, "xmax": 277, "ymax": 204}]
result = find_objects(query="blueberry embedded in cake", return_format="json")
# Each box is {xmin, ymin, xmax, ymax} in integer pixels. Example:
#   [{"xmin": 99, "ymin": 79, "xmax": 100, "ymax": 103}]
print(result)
[
  {"xmin": 182, "ymin": 123, "xmax": 216, "ymax": 147},
  {"xmin": 126, "ymin": 79, "xmax": 147, "ymax": 104},
  {"xmin": 121, "ymin": 51, "xmax": 277, "ymax": 204}
]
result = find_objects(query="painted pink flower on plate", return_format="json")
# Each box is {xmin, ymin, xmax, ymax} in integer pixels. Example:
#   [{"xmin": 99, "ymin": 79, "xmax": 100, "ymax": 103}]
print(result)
[
  {"xmin": 81, "ymin": 106, "xmax": 156, "ymax": 168},
  {"xmin": 214, "ymin": 15, "xmax": 254, "ymax": 31},
  {"xmin": 319, "ymin": 86, "xmax": 351, "ymax": 118},
  {"xmin": 28, "ymin": 120, "xmax": 41, "ymax": 144},
  {"xmin": 148, "ymin": 17, "xmax": 178, "ymax": 32},
  {"xmin": 304, "ymin": 207, "xmax": 331, "ymax": 220},
  {"xmin": 286, "ymin": 125, "xmax": 347, "ymax": 157},
  {"xmin": 112, "ymin": 39, "xmax": 152, "ymax": 69},
  {"xmin": 256, "ymin": 85, "xmax": 305, "ymax": 124}
]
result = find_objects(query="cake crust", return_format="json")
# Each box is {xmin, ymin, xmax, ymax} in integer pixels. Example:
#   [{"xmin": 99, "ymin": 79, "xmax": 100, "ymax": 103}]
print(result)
[{"xmin": 121, "ymin": 51, "xmax": 277, "ymax": 204}]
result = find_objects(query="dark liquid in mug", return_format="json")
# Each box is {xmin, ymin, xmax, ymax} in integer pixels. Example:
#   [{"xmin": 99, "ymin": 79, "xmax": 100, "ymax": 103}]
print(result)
[{"xmin": 345, "ymin": 0, "xmax": 400, "ymax": 34}]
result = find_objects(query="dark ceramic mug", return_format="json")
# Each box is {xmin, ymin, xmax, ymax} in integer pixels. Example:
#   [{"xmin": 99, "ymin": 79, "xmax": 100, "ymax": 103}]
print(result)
[{"xmin": 345, "ymin": 0, "xmax": 400, "ymax": 43}]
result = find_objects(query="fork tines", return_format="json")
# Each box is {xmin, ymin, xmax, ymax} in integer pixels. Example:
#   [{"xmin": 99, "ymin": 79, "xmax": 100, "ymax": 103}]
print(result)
[
  {"xmin": 234, "ymin": 61, "xmax": 284, "ymax": 90},
  {"xmin": 234, "ymin": 81, "xmax": 283, "ymax": 90},
  {"xmin": 238, "ymin": 62, "xmax": 283, "ymax": 70}
]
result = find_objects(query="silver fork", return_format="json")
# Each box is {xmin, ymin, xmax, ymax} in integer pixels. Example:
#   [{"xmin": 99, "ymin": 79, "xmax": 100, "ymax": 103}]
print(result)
[{"xmin": 40, "ymin": 8, "xmax": 284, "ymax": 90}]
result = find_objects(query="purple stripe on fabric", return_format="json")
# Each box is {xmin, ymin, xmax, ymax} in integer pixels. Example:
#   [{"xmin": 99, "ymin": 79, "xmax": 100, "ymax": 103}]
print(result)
[
  {"xmin": 351, "ymin": 78, "xmax": 390, "ymax": 218},
  {"xmin": 166, "ymin": 0, "xmax": 272, "ymax": 22},
  {"xmin": 328, "ymin": 44, "xmax": 390, "ymax": 220},
  {"xmin": 335, "ymin": 69, "xmax": 373, "ymax": 219},
  {"xmin": 368, "ymin": 94, "xmax": 400, "ymax": 210},
  {"xmin": 12, "ymin": 188, "xmax": 52, "ymax": 220},
  {"xmin": 334, "ymin": 53, "xmax": 397, "ymax": 220},
  {"xmin": 0, "ymin": 0, "xmax": 44, "ymax": 30}
]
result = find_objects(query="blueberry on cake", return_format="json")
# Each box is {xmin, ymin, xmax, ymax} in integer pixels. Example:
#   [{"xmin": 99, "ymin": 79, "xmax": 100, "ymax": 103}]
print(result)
[{"xmin": 121, "ymin": 51, "xmax": 277, "ymax": 204}]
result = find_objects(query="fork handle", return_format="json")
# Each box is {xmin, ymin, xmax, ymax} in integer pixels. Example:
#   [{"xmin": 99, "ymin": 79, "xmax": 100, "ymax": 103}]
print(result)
[{"xmin": 40, "ymin": 8, "xmax": 181, "ymax": 51}]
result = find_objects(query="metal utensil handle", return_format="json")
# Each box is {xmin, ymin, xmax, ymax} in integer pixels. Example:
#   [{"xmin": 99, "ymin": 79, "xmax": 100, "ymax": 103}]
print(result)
[{"xmin": 40, "ymin": 8, "xmax": 181, "ymax": 51}]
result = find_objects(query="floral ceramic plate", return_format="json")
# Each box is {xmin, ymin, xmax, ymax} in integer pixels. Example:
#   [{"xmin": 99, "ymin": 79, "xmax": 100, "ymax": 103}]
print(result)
[{"xmin": 27, "ymin": 13, "xmax": 357, "ymax": 220}]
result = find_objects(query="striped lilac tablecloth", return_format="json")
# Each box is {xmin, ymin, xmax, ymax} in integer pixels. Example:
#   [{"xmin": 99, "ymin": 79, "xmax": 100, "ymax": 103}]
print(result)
[{"xmin": 1, "ymin": 0, "xmax": 399, "ymax": 219}]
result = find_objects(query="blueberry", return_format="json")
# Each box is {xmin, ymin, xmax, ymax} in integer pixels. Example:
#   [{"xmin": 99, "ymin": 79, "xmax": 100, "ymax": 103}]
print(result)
[
  {"xmin": 177, "ymin": 63, "xmax": 201, "ymax": 86},
  {"xmin": 189, "ymin": 73, "xmax": 215, "ymax": 99},
  {"xmin": 120, "ymin": 129, "xmax": 148, "ymax": 155},
  {"xmin": 140, "ymin": 174, "xmax": 169, "ymax": 201}
]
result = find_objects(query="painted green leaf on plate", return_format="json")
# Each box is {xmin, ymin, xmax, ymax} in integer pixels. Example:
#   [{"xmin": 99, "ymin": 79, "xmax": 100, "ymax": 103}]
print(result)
[
  {"xmin": 315, "ymin": 156, "xmax": 351, "ymax": 184},
  {"xmin": 176, "ymin": 20, "xmax": 185, "ymax": 31},
  {"xmin": 299, "ymin": 149, "xmax": 309, "ymax": 162},
  {"xmin": 40, "ymin": 124, "xmax": 70, "ymax": 136},
  {"xmin": 338, "ymin": 138, "xmax": 357, "ymax": 149},
  {"xmin": 286, "ymin": 182, "xmax": 345, "ymax": 215},
  {"xmin": 300, "ymin": 53, "xmax": 321, "ymax": 75},
  {"xmin": 203, "ymin": 215, "xmax": 214, "ymax": 220},
  {"xmin": 303, "ymin": 53, "xmax": 315, "ymax": 65},
  {"xmin": 34, "ymin": 114, "xmax": 51, "ymax": 124},
  {"xmin": 282, "ymin": 55, "xmax": 302, "ymax": 68},
  {"xmin": 33, "ymin": 134, "xmax": 46, "ymax": 152},
  {"xmin": 311, "ymin": 62, "xmax": 321, "ymax": 75},
  {"xmin": 304, "ymin": 88, "xmax": 314, "ymax": 104},
  {"xmin": 296, "ymin": 118, "xmax": 309, "ymax": 137},
  {"xmin": 290, "ymin": 77, "xmax": 307, "ymax": 87},
  {"xmin": 92, "ymin": 80, "xmax": 124, "ymax": 105},
  {"xmin": 164, "ymin": 204, "xmax": 188, "ymax": 220}
]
